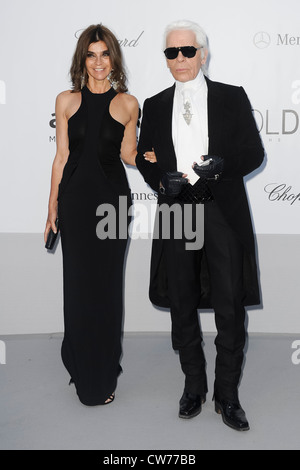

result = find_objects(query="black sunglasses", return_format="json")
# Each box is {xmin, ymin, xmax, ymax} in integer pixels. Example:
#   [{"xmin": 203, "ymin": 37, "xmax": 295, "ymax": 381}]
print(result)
[{"xmin": 164, "ymin": 46, "xmax": 202, "ymax": 60}]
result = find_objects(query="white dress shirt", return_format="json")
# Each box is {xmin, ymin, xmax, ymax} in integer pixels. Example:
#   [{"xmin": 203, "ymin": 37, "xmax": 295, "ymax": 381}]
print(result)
[{"xmin": 172, "ymin": 70, "xmax": 209, "ymax": 185}]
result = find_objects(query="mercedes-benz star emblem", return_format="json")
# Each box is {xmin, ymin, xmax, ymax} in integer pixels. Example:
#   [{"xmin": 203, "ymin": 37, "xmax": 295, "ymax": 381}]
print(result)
[{"xmin": 253, "ymin": 32, "xmax": 271, "ymax": 49}]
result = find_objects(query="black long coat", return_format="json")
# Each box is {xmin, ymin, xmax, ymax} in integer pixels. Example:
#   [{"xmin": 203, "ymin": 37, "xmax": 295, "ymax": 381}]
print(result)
[{"xmin": 136, "ymin": 77, "xmax": 265, "ymax": 309}]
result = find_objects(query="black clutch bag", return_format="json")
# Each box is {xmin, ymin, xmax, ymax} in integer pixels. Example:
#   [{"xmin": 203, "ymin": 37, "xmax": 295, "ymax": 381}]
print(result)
[
  {"xmin": 45, "ymin": 218, "xmax": 59, "ymax": 250},
  {"xmin": 176, "ymin": 178, "xmax": 214, "ymax": 204}
]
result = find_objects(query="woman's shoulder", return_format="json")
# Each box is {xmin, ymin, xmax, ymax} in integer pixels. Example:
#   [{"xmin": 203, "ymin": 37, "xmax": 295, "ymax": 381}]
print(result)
[
  {"xmin": 56, "ymin": 89, "xmax": 80, "ymax": 103},
  {"xmin": 55, "ymin": 90, "xmax": 81, "ymax": 115},
  {"xmin": 117, "ymin": 91, "xmax": 138, "ymax": 108}
]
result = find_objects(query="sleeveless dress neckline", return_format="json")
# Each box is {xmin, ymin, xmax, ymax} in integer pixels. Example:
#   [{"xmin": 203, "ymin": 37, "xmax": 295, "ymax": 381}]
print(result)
[
  {"xmin": 58, "ymin": 77, "xmax": 131, "ymax": 406},
  {"xmin": 83, "ymin": 85, "xmax": 125, "ymax": 130},
  {"xmin": 84, "ymin": 85, "xmax": 114, "ymax": 96}
]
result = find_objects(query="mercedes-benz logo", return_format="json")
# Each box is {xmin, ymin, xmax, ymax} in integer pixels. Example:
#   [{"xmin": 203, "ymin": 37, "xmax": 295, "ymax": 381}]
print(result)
[{"xmin": 253, "ymin": 32, "xmax": 271, "ymax": 49}]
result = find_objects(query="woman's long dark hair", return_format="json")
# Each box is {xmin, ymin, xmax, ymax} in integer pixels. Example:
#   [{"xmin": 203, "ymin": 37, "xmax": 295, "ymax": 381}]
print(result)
[{"xmin": 70, "ymin": 24, "xmax": 128, "ymax": 93}]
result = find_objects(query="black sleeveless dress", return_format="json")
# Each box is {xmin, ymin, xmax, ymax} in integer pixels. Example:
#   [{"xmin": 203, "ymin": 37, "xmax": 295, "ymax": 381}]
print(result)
[{"xmin": 58, "ymin": 86, "xmax": 132, "ymax": 406}]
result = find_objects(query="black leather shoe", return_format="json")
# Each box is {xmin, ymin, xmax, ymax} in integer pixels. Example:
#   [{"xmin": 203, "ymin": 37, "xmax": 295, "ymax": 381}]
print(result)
[
  {"xmin": 214, "ymin": 397, "xmax": 250, "ymax": 431},
  {"xmin": 179, "ymin": 392, "xmax": 206, "ymax": 419}
]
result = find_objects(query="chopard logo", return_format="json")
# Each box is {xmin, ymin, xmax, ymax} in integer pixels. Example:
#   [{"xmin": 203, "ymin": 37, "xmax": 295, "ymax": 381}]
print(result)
[
  {"xmin": 74, "ymin": 29, "xmax": 144, "ymax": 47},
  {"xmin": 264, "ymin": 183, "xmax": 300, "ymax": 205}
]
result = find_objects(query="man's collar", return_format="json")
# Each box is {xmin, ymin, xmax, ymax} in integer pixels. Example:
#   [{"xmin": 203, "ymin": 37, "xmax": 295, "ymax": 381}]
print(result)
[{"xmin": 175, "ymin": 69, "xmax": 206, "ymax": 93}]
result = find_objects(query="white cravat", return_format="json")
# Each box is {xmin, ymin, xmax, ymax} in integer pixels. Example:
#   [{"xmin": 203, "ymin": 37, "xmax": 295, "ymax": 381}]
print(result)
[{"xmin": 172, "ymin": 70, "xmax": 209, "ymax": 185}]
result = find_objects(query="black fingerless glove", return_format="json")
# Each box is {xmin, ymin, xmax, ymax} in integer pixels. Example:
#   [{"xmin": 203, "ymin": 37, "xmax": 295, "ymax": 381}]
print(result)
[
  {"xmin": 160, "ymin": 171, "xmax": 189, "ymax": 197},
  {"xmin": 193, "ymin": 155, "xmax": 224, "ymax": 181}
]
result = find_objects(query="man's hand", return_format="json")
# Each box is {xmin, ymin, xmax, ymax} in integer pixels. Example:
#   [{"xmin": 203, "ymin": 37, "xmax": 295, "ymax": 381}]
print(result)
[
  {"xmin": 160, "ymin": 171, "xmax": 189, "ymax": 197},
  {"xmin": 192, "ymin": 155, "xmax": 224, "ymax": 180},
  {"xmin": 143, "ymin": 148, "xmax": 157, "ymax": 163}
]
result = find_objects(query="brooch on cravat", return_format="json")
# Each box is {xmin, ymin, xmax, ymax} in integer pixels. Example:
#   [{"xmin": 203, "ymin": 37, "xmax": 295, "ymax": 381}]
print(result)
[{"xmin": 183, "ymin": 100, "xmax": 193, "ymax": 125}]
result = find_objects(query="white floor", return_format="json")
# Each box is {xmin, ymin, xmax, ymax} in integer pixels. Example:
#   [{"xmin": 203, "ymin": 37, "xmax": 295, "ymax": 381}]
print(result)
[{"xmin": 0, "ymin": 332, "xmax": 299, "ymax": 450}]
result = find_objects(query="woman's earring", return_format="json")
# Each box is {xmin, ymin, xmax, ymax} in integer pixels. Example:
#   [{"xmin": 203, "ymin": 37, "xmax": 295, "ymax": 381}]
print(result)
[
  {"xmin": 81, "ymin": 74, "xmax": 85, "ymax": 89},
  {"xmin": 107, "ymin": 70, "xmax": 118, "ymax": 90}
]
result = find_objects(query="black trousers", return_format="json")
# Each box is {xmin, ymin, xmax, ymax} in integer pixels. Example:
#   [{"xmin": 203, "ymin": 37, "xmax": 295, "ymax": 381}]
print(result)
[{"xmin": 163, "ymin": 201, "xmax": 245, "ymax": 402}]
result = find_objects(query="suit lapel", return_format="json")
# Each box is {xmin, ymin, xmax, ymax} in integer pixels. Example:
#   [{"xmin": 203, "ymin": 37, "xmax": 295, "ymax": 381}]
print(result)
[
  {"xmin": 206, "ymin": 77, "xmax": 224, "ymax": 155},
  {"xmin": 157, "ymin": 85, "xmax": 177, "ymax": 170}
]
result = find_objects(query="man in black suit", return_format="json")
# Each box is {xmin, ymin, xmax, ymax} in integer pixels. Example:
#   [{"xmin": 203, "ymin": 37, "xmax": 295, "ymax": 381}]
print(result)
[{"xmin": 136, "ymin": 20, "xmax": 264, "ymax": 431}]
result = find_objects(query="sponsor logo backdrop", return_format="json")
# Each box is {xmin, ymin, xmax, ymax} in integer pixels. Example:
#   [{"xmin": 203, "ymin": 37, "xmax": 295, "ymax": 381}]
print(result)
[
  {"xmin": 1, "ymin": 0, "xmax": 300, "ymax": 335},
  {"xmin": 0, "ymin": 0, "xmax": 299, "ymax": 235}
]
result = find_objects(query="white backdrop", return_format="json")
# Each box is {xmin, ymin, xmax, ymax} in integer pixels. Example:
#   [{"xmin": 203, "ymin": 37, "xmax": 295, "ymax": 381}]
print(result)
[{"xmin": 1, "ymin": 0, "xmax": 300, "ymax": 334}]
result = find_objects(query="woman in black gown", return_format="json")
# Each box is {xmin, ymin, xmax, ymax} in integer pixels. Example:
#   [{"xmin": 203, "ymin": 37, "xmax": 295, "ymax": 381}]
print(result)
[{"xmin": 44, "ymin": 24, "xmax": 155, "ymax": 406}]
